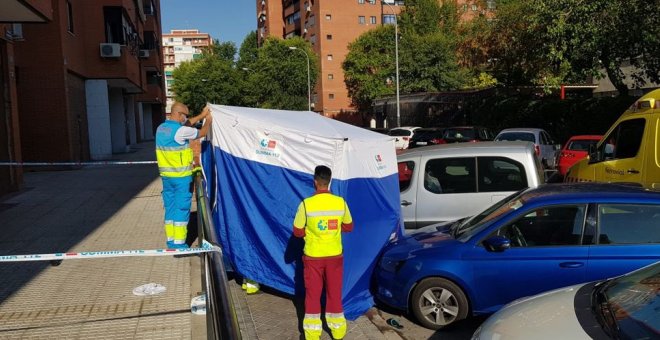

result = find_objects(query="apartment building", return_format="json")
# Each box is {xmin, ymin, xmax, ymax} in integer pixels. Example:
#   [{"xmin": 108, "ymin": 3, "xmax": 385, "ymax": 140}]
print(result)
[
  {"xmin": 162, "ymin": 29, "xmax": 212, "ymax": 113},
  {"xmin": 256, "ymin": 0, "xmax": 494, "ymax": 117},
  {"xmin": 13, "ymin": 0, "xmax": 165, "ymax": 163},
  {"xmin": 0, "ymin": 0, "xmax": 53, "ymax": 196},
  {"xmin": 0, "ymin": 0, "xmax": 165, "ymax": 196}
]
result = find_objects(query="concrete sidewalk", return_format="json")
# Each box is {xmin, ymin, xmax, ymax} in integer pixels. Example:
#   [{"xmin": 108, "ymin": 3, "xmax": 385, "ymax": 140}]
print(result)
[{"xmin": 0, "ymin": 141, "xmax": 398, "ymax": 339}]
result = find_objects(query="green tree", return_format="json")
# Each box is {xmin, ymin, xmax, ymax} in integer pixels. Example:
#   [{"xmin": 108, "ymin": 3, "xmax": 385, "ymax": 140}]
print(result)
[
  {"xmin": 171, "ymin": 49, "xmax": 240, "ymax": 114},
  {"xmin": 237, "ymin": 31, "xmax": 258, "ymax": 70},
  {"xmin": 343, "ymin": 26, "xmax": 397, "ymax": 113},
  {"xmin": 250, "ymin": 37, "xmax": 318, "ymax": 110},
  {"xmin": 205, "ymin": 39, "xmax": 237, "ymax": 63}
]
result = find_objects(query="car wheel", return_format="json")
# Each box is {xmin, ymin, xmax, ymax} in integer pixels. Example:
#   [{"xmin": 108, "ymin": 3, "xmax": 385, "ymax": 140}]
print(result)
[{"xmin": 411, "ymin": 277, "xmax": 469, "ymax": 330}]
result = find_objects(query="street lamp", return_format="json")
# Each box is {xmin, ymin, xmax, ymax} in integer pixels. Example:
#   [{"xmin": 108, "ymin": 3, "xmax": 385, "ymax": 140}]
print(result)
[
  {"xmin": 288, "ymin": 46, "xmax": 312, "ymax": 111},
  {"xmin": 381, "ymin": 0, "xmax": 400, "ymax": 127}
]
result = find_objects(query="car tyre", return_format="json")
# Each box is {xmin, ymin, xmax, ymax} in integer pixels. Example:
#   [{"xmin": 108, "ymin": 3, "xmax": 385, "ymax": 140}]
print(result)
[{"xmin": 411, "ymin": 277, "xmax": 469, "ymax": 330}]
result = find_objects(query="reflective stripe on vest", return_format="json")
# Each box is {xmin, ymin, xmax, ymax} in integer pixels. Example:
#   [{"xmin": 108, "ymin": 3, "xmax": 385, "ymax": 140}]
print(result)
[
  {"xmin": 303, "ymin": 193, "xmax": 347, "ymax": 258},
  {"xmin": 155, "ymin": 120, "xmax": 194, "ymax": 177}
]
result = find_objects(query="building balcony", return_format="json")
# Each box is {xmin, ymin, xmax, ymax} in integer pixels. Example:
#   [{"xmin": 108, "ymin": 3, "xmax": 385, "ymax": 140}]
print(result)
[
  {"xmin": 136, "ymin": 83, "xmax": 164, "ymax": 104},
  {"xmin": 0, "ymin": 0, "xmax": 52, "ymax": 22},
  {"xmin": 88, "ymin": 44, "xmax": 142, "ymax": 93}
]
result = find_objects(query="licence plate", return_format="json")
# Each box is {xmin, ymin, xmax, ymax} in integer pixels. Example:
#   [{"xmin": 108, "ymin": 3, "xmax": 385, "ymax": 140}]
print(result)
[{"xmin": 417, "ymin": 142, "xmax": 427, "ymax": 145}]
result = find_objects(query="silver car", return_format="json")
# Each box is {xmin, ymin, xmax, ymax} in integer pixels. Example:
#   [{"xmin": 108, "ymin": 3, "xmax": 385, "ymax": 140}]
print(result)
[
  {"xmin": 472, "ymin": 261, "xmax": 660, "ymax": 340},
  {"xmin": 495, "ymin": 128, "xmax": 560, "ymax": 169},
  {"xmin": 397, "ymin": 141, "xmax": 544, "ymax": 229}
]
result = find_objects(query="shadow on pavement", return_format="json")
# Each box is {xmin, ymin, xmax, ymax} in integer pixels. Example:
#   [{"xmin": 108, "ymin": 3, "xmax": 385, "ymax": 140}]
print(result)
[{"xmin": 0, "ymin": 143, "xmax": 159, "ymax": 305}]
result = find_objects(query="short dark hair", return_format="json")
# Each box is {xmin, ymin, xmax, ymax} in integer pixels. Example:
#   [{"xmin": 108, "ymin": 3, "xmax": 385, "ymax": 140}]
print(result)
[{"xmin": 314, "ymin": 165, "xmax": 332, "ymax": 186}]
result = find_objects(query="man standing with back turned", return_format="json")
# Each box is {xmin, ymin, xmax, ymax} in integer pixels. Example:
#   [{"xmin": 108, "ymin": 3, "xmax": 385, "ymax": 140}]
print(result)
[
  {"xmin": 156, "ymin": 102, "xmax": 212, "ymax": 249},
  {"xmin": 293, "ymin": 165, "xmax": 354, "ymax": 340}
]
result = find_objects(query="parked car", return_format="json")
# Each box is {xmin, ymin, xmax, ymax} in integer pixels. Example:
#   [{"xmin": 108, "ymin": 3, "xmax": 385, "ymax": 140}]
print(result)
[
  {"xmin": 566, "ymin": 89, "xmax": 660, "ymax": 189},
  {"xmin": 495, "ymin": 128, "xmax": 560, "ymax": 169},
  {"xmin": 389, "ymin": 126, "xmax": 421, "ymax": 149},
  {"xmin": 397, "ymin": 141, "xmax": 544, "ymax": 229},
  {"xmin": 473, "ymin": 261, "xmax": 660, "ymax": 340},
  {"xmin": 375, "ymin": 183, "xmax": 660, "ymax": 330},
  {"xmin": 443, "ymin": 126, "xmax": 495, "ymax": 143},
  {"xmin": 408, "ymin": 128, "xmax": 447, "ymax": 149},
  {"xmin": 556, "ymin": 135, "xmax": 602, "ymax": 176}
]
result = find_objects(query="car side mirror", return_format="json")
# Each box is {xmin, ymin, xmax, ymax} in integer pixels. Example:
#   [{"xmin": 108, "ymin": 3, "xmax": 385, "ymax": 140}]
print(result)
[
  {"xmin": 588, "ymin": 144, "xmax": 601, "ymax": 164},
  {"xmin": 483, "ymin": 236, "xmax": 511, "ymax": 252}
]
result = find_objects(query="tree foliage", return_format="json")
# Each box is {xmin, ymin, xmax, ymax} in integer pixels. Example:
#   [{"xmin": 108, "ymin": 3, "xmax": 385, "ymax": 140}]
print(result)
[
  {"xmin": 171, "ymin": 32, "xmax": 318, "ymax": 112},
  {"xmin": 343, "ymin": 0, "xmax": 467, "ymax": 112},
  {"xmin": 461, "ymin": 0, "xmax": 660, "ymax": 94}
]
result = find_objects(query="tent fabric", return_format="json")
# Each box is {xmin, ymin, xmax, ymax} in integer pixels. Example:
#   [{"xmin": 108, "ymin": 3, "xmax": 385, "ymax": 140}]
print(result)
[{"xmin": 202, "ymin": 105, "xmax": 401, "ymax": 320}]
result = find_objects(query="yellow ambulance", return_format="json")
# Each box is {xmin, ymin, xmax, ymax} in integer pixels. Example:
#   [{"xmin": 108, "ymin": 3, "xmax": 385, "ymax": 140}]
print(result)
[{"xmin": 565, "ymin": 89, "xmax": 660, "ymax": 189}]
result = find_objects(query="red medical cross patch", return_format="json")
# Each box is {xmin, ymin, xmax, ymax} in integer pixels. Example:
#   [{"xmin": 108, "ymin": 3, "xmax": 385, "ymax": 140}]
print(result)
[
  {"xmin": 328, "ymin": 219, "xmax": 338, "ymax": 230},
  {"xmin": 268, "ymin": 140, "xmax": 277, "ymax": 149}
]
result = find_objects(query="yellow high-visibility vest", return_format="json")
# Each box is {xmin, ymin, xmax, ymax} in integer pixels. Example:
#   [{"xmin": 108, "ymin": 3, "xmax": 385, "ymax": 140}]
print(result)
[
  {"xmin": 155, "ymin": 120, "xmax": 194, "ymax": 177},
  {"xmin": 300, "ymin": 193, "xmax": 350, "ymax": 258}
]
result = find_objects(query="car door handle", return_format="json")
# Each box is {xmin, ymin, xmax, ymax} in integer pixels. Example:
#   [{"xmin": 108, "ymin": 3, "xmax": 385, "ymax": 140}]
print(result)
[
  {"xmin": 627, "ymin": 169, "xmax": 640, "ymax": 174},
  {"xmin": 559, "ymin": 262, "xmax": 584, "ymax": 268},
  {"xmin": 401, "ymin": 200, "xmax": 412, "ymax": 206}
]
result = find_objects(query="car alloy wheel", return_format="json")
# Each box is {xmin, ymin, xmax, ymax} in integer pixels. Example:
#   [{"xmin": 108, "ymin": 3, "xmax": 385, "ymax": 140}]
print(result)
[{"xmin": 411, "ymin": 278, "xmax": 469, "ymax": 330}]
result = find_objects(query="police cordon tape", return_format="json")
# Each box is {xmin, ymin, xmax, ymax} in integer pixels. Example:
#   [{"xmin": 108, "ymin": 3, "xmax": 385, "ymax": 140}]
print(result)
[
  {"xmin": 0, "ymin": 240, "xmax": 220, "ymax": 263},
  {"xmin": 0, "ymin": 161, "xmax": 157, "ymax": 166}
]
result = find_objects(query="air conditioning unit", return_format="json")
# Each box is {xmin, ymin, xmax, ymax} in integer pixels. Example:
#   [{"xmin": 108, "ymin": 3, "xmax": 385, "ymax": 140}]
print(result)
[
  {"xmin": 100, "ymin": 43, "xmax": 121, "ymax": 58},
  {"xmin": 306, "ymin": 5, "xmax": 311, "ymax": 12},
  {"xmin": 139, "ymin": 49, "xmax": 150, "ymax": 58},
  {"xmin": 303, "ymin": 28, "xmax": 308, "ymax": 34}
]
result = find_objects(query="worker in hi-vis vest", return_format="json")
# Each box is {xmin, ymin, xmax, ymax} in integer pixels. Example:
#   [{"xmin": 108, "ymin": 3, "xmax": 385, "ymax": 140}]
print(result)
[
  {"xmin": 293, "ymin": 165, "xmax": 354, "ymax": 340},
  {"xmin": 155, "ymin": 102, "xmax": 212, "ymax": 249}
]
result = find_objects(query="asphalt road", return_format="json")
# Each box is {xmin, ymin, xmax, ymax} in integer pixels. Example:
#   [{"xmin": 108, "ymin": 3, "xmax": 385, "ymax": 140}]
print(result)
[{"xmin": 375, "ymin": 304, "xmax": 488, "ymax": 340}]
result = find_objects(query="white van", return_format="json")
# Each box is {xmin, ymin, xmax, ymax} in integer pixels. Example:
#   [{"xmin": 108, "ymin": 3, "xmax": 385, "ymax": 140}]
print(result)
[{"xmin": 397, "ymin": 141, "xmax": 545, "ymax": 229}]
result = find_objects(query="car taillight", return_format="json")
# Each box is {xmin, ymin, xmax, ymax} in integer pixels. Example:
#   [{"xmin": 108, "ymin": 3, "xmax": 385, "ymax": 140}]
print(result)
[
  {"xmin": 469, "ymin": 139, "xmax": 479, "ymax": 143},
  {"xmin": 535, "ymin": 145, "xmax": 540, "ymax": 156},
  {"xmin": 431, "ymin": 138, "xmax": 446, "ymax": 144}
]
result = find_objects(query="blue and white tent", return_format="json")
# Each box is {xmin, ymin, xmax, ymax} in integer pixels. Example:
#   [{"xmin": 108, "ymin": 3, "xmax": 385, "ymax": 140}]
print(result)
[{"xmin": 202, "ymin": 105, "xmax": 401, "ymax": 319}]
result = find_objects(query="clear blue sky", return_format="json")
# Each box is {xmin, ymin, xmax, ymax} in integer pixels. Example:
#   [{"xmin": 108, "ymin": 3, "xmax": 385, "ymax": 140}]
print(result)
[{"xmin": 161, "ymin": 1, "xmax": 255, "ymax": 47}]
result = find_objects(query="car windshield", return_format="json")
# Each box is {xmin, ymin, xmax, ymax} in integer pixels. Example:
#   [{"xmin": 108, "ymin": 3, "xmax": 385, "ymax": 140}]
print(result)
[
  {"xmin": 496, "ymin": 132, "xmax": 536, "ymax": 142},
  {"xmin": 567, "ymin": 139, "xmax": 599, "ymax": 151},
  {"xmin": 453, "ymin": 189, "xmax": 526, "ymax": 239},
  {"xmin": 594, "ymin": 262, "xmax": 660, "ymax": 338}
]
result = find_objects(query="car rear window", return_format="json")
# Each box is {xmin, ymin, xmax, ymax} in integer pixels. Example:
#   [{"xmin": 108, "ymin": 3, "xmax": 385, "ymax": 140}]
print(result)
[
  {"xmin": 496, "ymin": 132, "xmax": 536, "ymax": 142},
  {"xmin": 389, "ymin": 129, "xmax": 411, "ymax": 137},
  {"xmin": 567, "ymin": 139, "xmax": 599, "ymax": 151},
  {"xmin": 444, "ymin": 128, "xmax": 476, "ymax": 140}
]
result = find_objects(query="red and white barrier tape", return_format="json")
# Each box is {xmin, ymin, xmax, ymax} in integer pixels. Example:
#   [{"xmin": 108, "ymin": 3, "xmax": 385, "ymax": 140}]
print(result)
[
  {"xmin": 0, "ymin": 240, "xmax": 220, "ymax": 263},
  {"xmin": 0, "ymin": 161, "xmax": 157, "ymax": 166}
]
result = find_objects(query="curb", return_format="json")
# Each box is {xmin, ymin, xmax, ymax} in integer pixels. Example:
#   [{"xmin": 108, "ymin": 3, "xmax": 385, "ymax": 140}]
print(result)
[{"xmin": 365, "ymin": 308, "xmax": 406, "ymax": 340}]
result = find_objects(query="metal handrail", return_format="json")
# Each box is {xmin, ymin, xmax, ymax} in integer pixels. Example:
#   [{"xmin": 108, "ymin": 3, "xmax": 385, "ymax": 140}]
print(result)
[{"xmin": 195, "ymin": 174, "xmax": 242, "ymax": 340}]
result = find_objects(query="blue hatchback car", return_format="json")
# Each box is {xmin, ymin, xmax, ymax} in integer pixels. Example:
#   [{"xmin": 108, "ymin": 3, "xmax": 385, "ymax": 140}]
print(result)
[{"xmin": 375, "ymin": 183, "xmax": 660, "ymax": 330}]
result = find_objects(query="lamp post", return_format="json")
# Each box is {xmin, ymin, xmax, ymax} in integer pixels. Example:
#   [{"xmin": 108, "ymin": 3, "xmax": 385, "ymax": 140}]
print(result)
[
  {"xmin": 288, "ymin": 46, "xmax": 312, "ymax": 111},
  {"xmin": 381, "ymin": 0, "xmax": 400, "ymax": 127}
]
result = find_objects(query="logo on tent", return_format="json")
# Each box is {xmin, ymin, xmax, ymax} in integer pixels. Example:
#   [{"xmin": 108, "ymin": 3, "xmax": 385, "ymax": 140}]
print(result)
[
  {"xmin": 257, "ymin": 139, "xmax": 281, "ymax": 158},
  {"xmin": 260, "ymin": 139, "xmax": 277, "ymax": 149},
  {"xmin": 375, "ymin": 154, "xmax": 387, "ymax": 171}
]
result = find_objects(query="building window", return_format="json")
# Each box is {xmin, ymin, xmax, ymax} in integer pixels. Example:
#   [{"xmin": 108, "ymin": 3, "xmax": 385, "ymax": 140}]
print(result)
[
  {"xmin": 327, "ymin": 54, "xmax": 333, "ymax": 60},
  {"xmin": 462, "ymin": 4, "xmax": 468, "ymax": 11},
  {"xmin": 329, "ymin": 93, "xmax": 335, "ymax": 99},
  {"xmin": 326, "ymin": 34, "xmax": 332, "ymax": 40},
  {"xmin": 358, "ymin": 16, "xmax": 365, "ymax": 24},
  {"xmin": 358, "ymin": 0, "xmax": 365, "ymax": 3},
  {"xmin": 370, "ymin": 16, "xmax": 377, "ymax": 24},
  {"xmin": 472, "ymin": 4, "xmax": 478, "ymax": 11},
  {"xmin": 383, "ymin": 14, "xmax": 396, "ymax": 24},
  {"xmin": 66, "ymin": 1, "xmax": 74, "ymax": 33},
  {"xmin": 326, "ymin": 14, "xmax": 331, "ymax": 20},
  {"xmin": 310, "ymin": 34, "xmax": 317, "ymax": 45},
  {"xmin": 285, "ymin": 11, "xmax": 301, "ymax": 25},
  {"xmin": 328, "ymin": 74, "xmax": 334, "ymax": 79}
]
